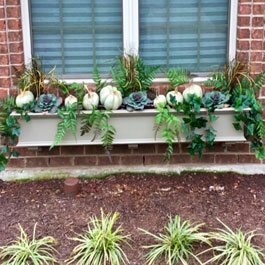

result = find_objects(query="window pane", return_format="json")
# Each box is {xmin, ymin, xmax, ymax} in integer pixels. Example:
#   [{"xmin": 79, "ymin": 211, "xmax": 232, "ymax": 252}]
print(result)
[
  {"xmin": 139, "ymin": 0, "xmax": 229, "ymax": 72},
  {"xmin": 31, "ymin": 0, "xmax": 123, "ymax": 74}
]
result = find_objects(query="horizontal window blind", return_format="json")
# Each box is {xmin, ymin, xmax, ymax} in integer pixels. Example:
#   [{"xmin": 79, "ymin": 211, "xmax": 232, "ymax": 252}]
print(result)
[
  {"xmin": 30, "ymin": 0, "xmax": 122, "ymax": 75},
  {"xmin": 139, "ymin": 0, "xmax": 229, "ymax": 72}
]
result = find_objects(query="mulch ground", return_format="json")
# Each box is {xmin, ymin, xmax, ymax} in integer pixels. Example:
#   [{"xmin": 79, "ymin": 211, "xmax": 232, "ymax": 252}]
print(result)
[{"xmin": 0, "ymin": 172, "xmax": 265, "ymax": 264}]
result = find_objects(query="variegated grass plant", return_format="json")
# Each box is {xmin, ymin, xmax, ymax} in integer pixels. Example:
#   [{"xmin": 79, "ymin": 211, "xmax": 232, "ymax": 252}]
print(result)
[
  {"xmin": 139, "ymin": 215, "xmax": 210, "ymax": 265},
  {"xmin": 66, "ymin": 210, "xmax": 131, "ymax": 265},
  {"xmin": 202, "ymin": 219, "xmax": 265, "ymax": 265},
  {"xmin": 0, "ymin": 223, "xmax": 58, "ymax": 265}
]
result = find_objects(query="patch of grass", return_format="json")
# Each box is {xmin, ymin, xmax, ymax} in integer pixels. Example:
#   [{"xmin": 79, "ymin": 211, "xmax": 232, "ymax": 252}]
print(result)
[
  {"xmin": 139, "ymin": 215, "xmax": 210, "ymax": 265},
  {"xmin": 0, "ymin": 223, "xmax": 58, "ymax": 265},
  {"xmin": 202, "ymin": 219, "xmax": 265, "ymax": 265},
  {"xmin": 66, "ymin": 210, "xmax": 131, "ymax": 265}
]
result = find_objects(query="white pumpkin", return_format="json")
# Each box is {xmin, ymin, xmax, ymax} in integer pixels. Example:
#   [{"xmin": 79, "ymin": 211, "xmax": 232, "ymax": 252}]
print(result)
[
  {"xmin": 65, "ymin": 94, "xmax": 77, "ymax": 108},
  {"xmin": 154, "ymin": 95, "xmax": 167, "ymax": 109},
  {"xmin": 100, "ymin": 85, "xmax": 122, "ymax": 110},
  {"xmin": 166, "ymin": 90, "xmax": 183, "ymax": 106},
  {"xmin": 16, "ymin": 91, "xmax": 34, "ymax": 108},
  {"xmin": 183, "ymin": 84, "xmax": 202, "ymax": 102},
  {"xmin": 83, "ymin": 91, "xmax": 99, "ymax": 110}
]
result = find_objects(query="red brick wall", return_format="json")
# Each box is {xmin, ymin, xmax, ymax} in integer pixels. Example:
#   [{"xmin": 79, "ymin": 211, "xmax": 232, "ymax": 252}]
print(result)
[
  {"xmin": 1, "ymin": 1, "xmax": 265, "ymax": 168},
  {"xmin": 0, "ymin": 0, "xmax": 23, "ymax": 98}
]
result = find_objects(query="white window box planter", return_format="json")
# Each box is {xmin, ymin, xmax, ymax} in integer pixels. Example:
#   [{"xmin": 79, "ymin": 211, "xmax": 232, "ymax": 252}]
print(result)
[{"xmin": 12, "ymin": 108, "xmax": 246, "ymax": 147}]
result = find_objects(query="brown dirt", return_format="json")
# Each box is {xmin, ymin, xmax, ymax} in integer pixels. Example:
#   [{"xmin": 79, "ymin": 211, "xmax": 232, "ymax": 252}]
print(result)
[{"xmin": 0, "ymin": 172, "xmax": 265, "ymax": 264}]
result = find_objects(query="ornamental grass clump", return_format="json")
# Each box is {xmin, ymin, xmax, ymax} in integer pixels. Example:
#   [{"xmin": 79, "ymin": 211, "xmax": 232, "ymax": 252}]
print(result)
[
  {"xmin": 203, "ymin": 219, "xmax": 265, "ymax": 265},
  {"xmin": 0, "ymin": 223, "xmax": 58, "ymax": 265},
  {"xmin": 139, "ymin": 215, "xmax": 210, "ymax": 265},
  {"xmin": 66, "ymin": 210, "xmax": 131, "ymax": 265}
]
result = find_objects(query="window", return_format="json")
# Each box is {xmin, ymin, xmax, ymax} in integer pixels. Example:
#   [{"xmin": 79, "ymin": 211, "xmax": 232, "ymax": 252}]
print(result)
[
  {"xmin": 139, "ymin": 0, "xmax": 229, "ymax": 72},
  {"xmin": 22, "ymin": 0, "xmax": 237, "ymax": 77},
  {"xmin": 30, "ymin": 0, "xmax": 122, "ymax": 74}
]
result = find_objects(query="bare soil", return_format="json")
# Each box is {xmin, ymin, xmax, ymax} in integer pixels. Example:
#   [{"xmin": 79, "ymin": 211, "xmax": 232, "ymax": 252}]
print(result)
[{"xmin": 0, "ymin": 172, "xmax": 265, "ymax": 264}]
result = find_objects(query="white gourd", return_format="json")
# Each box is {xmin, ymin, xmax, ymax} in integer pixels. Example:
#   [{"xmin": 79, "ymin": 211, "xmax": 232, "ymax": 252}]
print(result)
[
  {"xmin": 154, "ymin": 95, "xmax": 167, "ymax": 109},
  {"xmin": 166, "ymin": 90, "xmax": 183, "ymax": 106},
  {"xmin": 65, "ymin": 95, "xmax": 77, "ymax": 108},
  {"xmin": 100, "ymin": 85, "xmax": 122, "ymax": 110},
  {"xmin": 183, "ymin": 84, "xmax": 202, "ymax": 102},
  {"xmin": 16, "ymin": 91, "xmax": 34, "ymax": 108},
  {"xmin": 83, "ymin": 91, "xmax": 99, "ymax": 110}
]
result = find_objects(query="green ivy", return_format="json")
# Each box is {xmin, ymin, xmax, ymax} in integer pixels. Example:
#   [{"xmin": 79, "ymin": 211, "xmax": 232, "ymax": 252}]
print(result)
[{"xmin": 0, "ymin": 97, "xmax": 32, "ymax": 171}]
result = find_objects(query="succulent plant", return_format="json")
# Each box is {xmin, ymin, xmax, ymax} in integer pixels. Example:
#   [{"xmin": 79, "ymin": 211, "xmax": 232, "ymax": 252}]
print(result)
[
  {"xmin": 34, "ymin": 93, "xmax": 61, "ymax": 113},
  {"xmin": 203, "ymin": 91, "xmax": 230, "ymax": 109},
  {"xmin": 123, "ymin": 91, "xmax": 152, "ymax": 111}
]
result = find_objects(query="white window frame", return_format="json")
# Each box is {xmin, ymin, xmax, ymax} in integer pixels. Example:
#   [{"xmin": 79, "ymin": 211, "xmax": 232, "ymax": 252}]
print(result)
[{"xmin": 21, "ymin": 0, "xmax": 238, "ymax": 84}]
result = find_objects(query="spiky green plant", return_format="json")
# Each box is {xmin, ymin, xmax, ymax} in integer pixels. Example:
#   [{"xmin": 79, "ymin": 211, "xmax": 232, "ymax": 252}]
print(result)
[
  {"xmin": 66, "ymin": 210, "xmax": 131, "ymax": 265},
  {"xmin": 0, "ymin": 223, "xmax": 58, "ymax": 265},
  {"xmin": 139, "ymin": 215, "xmax": 210, "ymax": 265},
  {"xmin": 203, "ymin": 219, "xmax": 265, "ymax": 265}
]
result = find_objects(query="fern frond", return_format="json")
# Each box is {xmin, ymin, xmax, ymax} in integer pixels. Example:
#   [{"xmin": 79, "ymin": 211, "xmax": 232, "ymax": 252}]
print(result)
[{"xmin": 166, "ymin": 67, "xmax": 189, "ymax": 89}]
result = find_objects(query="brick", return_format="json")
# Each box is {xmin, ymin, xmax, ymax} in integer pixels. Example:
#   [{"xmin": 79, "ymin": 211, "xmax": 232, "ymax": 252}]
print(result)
[
  {"xmin": 6, "ymin": 0, "xmax": 20, "ymax": 5},
  {"xmin": 253, "ymin": 4, "xmax": 265, "ymax": 15},
  {"xmin": 0, "ymin": 78, "xmax": 10, "ymax": 88},
  {"xmin": 252, "ymin": 29, "xmax": 264, "ymax": 39},
  {"xmin": 191, "ymin": 154, "xmax": 215, "ymax": 163},
  {"xmin": 0, "ymin": 66, "xmax": 9, "ymax": 76},
  {"xmin": 170, "ymin": 154, "xmax": 192, "ymax": 164},
  {"xmin": 251, "ymin": 63, "xmax": 262, "ymax": 72},
  {"xmin": 206, "ymin": 142, "xmax": 226, "ymax": 153},
  {"xmin": 6, "ymin": 158, "xmax": 25, "ymax": 168},
  {"xmin": 8, "ymin": 31, "xmax": 22, "ymax": 42},
  {"xmin": 252, "ymin": 17, "xmax": 264, "ymax": 27},
  {"xmin": 61, "ymin": 146, "xmax": 84, "ymax": 155},
  {"xmin": 237, "ymin": 52, "xmax": 249, "ymax": 62},
  {"xmin": 0, "ymin": 20, "xmax": 5, "ymax": 30},
  {"xmin": 238, "ymin": 154, "xmax": 261, "ymax": 163},
  {"xmin": 121, "ymin": 155, "xmax": 143, "ymax": 165},
  {"xmin": 251, "ymin": 41, "xmax": 263, "ymax": 50},
  {"xmin": 0, "ymin": 55, "xmax": 8, "ymax": 65},
  {"xmin": 239, "ymin": 0, "xmax": 251, "ymax": 2},
  {"xmin": 0, "ymin": 88, "xmax": 8, "ymax": 98},
  {"xmin": 0, "ymin": 7, "xmax": 4, "ymax": 19},
  {"xmin": 216, "ymin": 154, "xmax": 238, "ymax": 164},
  {"xmin": 237, "ymin": 16, "xmax": 250, "ymax": 26},
  {"xmin": 112, "ymin": 145, "xmax": 132, "ymax": 154},
  {"xmin": 97, "ymin": 156, "xmax": 120, "ymax": 166},
  {"xmin": 145, "ymin": 155, "xmax": 167, "ymax": 165},
  {"xmin": 10, "ymin": 53, "xmax": 24, "ymax": 64},
  {"xmin": 157, "ymin": 143, "xmax": 180, "ymax": 154},
  {"xmin": 37, "ymin": 146, "xmax": 60, "ymax": 156},
  {"xmin": 6, "ymin": 6, "xmax": 20, "ymax": 18},
  {"xmin": 132, "ymin": 144, "xmax": 156, "ymax": 154},
  {"xmin": 237, "ymin": 28, "xmax": 250, "ymax": 39},
  {"xmin": 226, "ymin": 143, "xmax": 250, "ymax": 153},
  {"xmin": 74, "ymin": 156, "xmax": 97, "ymax": 166},
  {"xmin": 13, "ymin": 147, "xmax": 36, "ymax": 156},
  {"xmin": 0, "ymin": 31, "xmax": 6, "ymax": 43},
  {"xmin": 7, "ymin": 19, "xmax": 21, "ymax": 30},
  {"xmin": 85, "ymin": 145, "xmax": 105, "ymax": 155},
  {"xmin": 0, "ymin": 0, "xmax": 3, "ymax": 5},
  {"xmin": 238, "ymin": 4, "xmax": 251, "ymax": 14},
  {"xmin": 237, "ymin": 40, "xmax": 250, "ymax": 50},
  {"xmin": 26, "ymin": 157, "xmax": 49, "ymax": 168},
  {"xmin": 0, "ymin": 43, "xmax": 8, "ymax": 53},
  {"xmin": 251, "ymin": 52, "xmax": 263, "ymax": 62},
  {"xmin": 50, "ymin": 157, "xmax": 74, "ymax": 167},
  {"xmin": 9, "ymin": 42, "xmax": 23, "ymax": 53}
]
